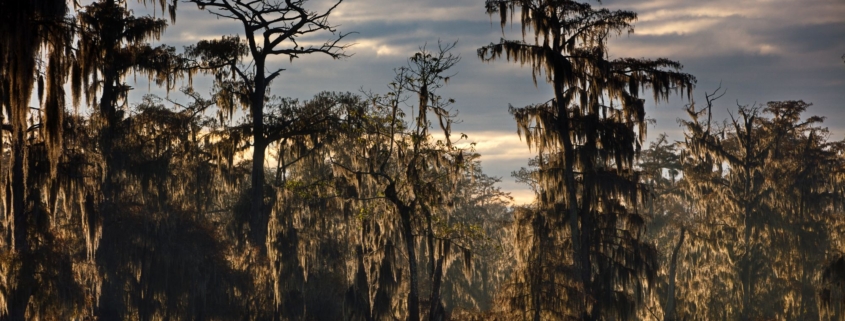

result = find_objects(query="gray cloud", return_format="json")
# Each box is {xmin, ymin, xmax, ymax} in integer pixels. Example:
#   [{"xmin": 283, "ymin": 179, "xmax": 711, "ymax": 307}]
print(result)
[{"xmin": 123, "ymin": 0, "xmax": 845, "ymax": 203}]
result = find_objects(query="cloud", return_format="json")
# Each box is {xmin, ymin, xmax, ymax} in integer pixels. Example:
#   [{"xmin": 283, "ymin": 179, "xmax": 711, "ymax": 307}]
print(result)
[
  {"xmin": 332, "ymin": 0, "xmax": 486, "ymax": 24},
  {"xmin": 458, "ymin": 130, "xmax": 531, "ymax": 160},
  {"xmin": 634, "ymin": 16, "xmax": 723, "ymax": 36},
  {"xmin": 456, "ymin": 130, "xmax": 536, "ymax": 205},
  {"xmin": 121, "ymin": 0, "xmax": 845, "ymax": 204},
  {"xmin": 604, "ymin": 0, "xmax": 845, "ymax": 59}
]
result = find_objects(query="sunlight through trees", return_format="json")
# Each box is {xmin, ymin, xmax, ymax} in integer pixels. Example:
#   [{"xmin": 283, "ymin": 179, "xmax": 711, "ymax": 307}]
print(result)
[{"xmin": 0, "ymin": 0, "xmax": 842, "ymax": 320}]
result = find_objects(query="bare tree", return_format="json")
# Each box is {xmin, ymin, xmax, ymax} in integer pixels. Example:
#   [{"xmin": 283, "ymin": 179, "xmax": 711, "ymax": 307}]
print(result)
[{"xmin": 185, "ymin": 0, "xmax": 351, "ymax": 247}]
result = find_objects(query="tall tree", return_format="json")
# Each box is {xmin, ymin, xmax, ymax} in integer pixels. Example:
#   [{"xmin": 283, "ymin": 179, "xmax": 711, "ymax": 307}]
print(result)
[
  {"xmin": 185, "ymin": 0, "xmax": 350, "ymax": 247},
  {"xmin": 681, "ymin": 92, "xmax": 773, "ymax": 320},
  {"xmin": 638, "ymin": 134, "xmax": 685, "ymax": 321},
  {"xmin": 332, "ymin": 43, "xmax": 472, "ymax": 321},
  {"xmin": 479, "ymin": 0, "xmax": 694, "ymax": 319},
  {"xmin": 673, "ymin": 92, "xmax": 845, "ymax": 320},
  {"xmin": 74, "ymin": 1, "xmax": 187, "ymax": 317},
  {"xmin": 0, "ymin": 1, "xmax": 74, "ymax": 318},
  {"xmin": 76, "ymin": 0, "xmax": 182, "ymax": 207},
  {"xmin": 760, "ymin": 100, "xmax": 842, "ymax": 319}
]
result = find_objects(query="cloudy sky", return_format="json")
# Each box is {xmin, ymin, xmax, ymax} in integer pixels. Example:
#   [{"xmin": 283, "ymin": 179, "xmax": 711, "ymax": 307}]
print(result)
[{"xmin": 130, "ymin": 0, "xmax": 845, "ymax": 204}]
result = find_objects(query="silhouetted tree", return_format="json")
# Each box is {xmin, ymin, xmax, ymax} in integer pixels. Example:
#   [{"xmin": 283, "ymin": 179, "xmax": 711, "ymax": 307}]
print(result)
[
  {"xmin": 333, "ymin": 43, "xmax": 474, "ymax": 321},
  {"xmin": 0, "ymin": 0, "xmax": 78, "ymax": 318},
  {"xmin": 74, "ymin": 1, "xmax": 189, "ymax": 317},
  {"xmin": 479, "ymin": 0, "xmax": 694, "ymax": 319},
  {"xmin": 185, "ymin": 0, "xmax": 351, "ymax": 248}
]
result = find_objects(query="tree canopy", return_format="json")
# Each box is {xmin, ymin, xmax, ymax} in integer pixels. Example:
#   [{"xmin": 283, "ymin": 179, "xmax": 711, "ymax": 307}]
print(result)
[{"xmin": 0, "ymin": 0, "xmax": 842, "ymax": 320}]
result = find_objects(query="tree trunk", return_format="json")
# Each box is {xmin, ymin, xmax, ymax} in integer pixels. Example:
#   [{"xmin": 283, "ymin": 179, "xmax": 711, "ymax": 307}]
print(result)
[
  {"xmin": 249, "ymin": 80, "xmax": 268, "ymax": 248},
  {"xmin": 532, "ymin": 214, "xmax": 545, "ymax": 321},
  {"xmin": 428, "ymin": 239, "xmax": 449, "ymax": 321},
  {"xmin": 99, "ymin": 64, "xmax": 118, "ymax": 199},
  {"xmin": 742, "ymin": 224, "xmax": 753, "ymax": 321},
  {"xmin": 385, "ymin": 182, "xmax": 420, "ymax": 321},
  {"xmin": 583, "ymin": 103, "xmax": 605, "ymax": 321},
  {"xmin": 664, "ymin": 228, "xmax": 686, "ymax": 321},
  {"xmin": 401, "ymin": 210, "xmax": 421, "ymax": 321},
  {"xmin": 250, "ymin": 138, "xmax": 267, "ymax": 243},
  {"xmin": 96, "ymin": 62, "xmax": 122, "ymax": 320},
  {"xmin": 5, "ymin": 129, "xmax": 32, "ymax": 321},
  {"xmin": 554, "ymin": 72, "xmax": 585, "ymax": 318},
  {"xmin": 11, "ymin": 129, "xmax": 25, "ymax": 254},
  {"xmin": 3, "ymin": 254, "xmax": 34, "ymax": 321},
  {"xmin": 581, "ymin": 178, "xmax": 596, "ymax": 321},
  {"xmin": 741, "ymin": 169, "xmax": 753, "ymax": 321}
]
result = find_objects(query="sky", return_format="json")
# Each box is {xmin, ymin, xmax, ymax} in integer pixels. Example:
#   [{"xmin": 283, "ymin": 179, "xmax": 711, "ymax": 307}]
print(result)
[{"xmin": 128, "ymin": 0, "xmax": 845, "ymax": 204}]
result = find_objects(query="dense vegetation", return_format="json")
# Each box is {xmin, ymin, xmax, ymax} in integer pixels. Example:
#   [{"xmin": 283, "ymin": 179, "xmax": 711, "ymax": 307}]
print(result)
[{"xmin": 1, "ymin": 0, "xmax": 843, "ymax": 320}]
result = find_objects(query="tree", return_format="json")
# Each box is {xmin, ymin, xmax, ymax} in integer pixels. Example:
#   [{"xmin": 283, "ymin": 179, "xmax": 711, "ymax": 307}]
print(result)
[
  {"xmin": 75, "ymin": 0, "xmax": 185, "ymax": 210},
  {"xmin": 185, "ymin": 0, "xmax": 351, "ymax": 248},
  {"xmin": 439, "ymin": 163, "xmax": 514, "ymax": 315},
  {"xmin": 680, "ymin": 91, "xmax": 776, "ymax": 320},
  {"xmin": 0, "ymin": 1, "xmax": 75, "ymax": 318},
  {"xmin": 479, "ymin": 0, "xmax": 694, "ymax": 319},
  {"xmin": 750, "ymin": 100, "xmax": 844, "ymax": 320},
  {"xmin": 73, "ymin": 1, "xmax": 189, "ymax": 317},
  {"xmin": 638, "ymin": 134, "xmax": 685, "ymax": 321},
  {"xmin": 89, "ymin": 92, "xmax": 250, "ymax": 320},
  {"xmin": 262, "ymin": 92, "xmax": 360, "ymax": 319},
  {"xmin": 672, "ymin": 92, "xmax": 845, "ymax": 320},
  {"xmin": 332, "ymin": 43, "xmax": 473, "ymax": 321}
]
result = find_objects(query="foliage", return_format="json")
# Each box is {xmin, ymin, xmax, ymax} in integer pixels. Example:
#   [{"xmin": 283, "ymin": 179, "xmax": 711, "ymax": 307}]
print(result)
[
  {"xmin": 479, "ymin": 0, "xmax": 694, "ymax": 319},
  {"xmin": 0, "ymin": 0, "xmax": 843, "ymax": 320}
]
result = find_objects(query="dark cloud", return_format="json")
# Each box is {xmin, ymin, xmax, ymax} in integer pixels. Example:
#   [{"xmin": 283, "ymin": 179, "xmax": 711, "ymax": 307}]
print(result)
[
  {"xmin": 122, "ymin": 0, "xmax": 845, "ymax": 203},
  {"xmin": 759, "ymin": 22, "xmax": 845, "ymax": 53}
]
